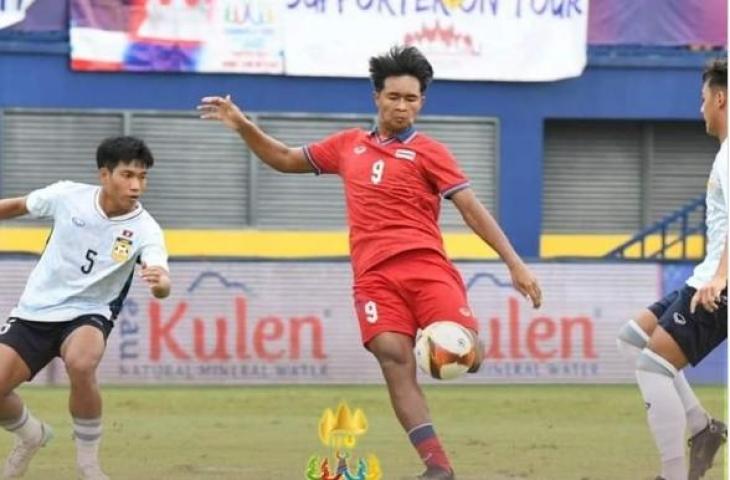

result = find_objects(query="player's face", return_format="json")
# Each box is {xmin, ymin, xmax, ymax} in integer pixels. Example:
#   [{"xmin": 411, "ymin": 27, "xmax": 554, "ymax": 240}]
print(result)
[
  {"xmin": 100, "ymin": 161, "xmax": 148, "ymax": 213},
  {"xmin": 374, "ymin": 75, "xmax": 424, "ymax": 136},
  {"xmin": 700, "ymin": 82, "xmax": 726, "ymax": 138}
]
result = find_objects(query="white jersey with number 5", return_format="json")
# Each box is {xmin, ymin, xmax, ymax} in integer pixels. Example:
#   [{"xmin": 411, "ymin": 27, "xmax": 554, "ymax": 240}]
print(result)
[
  {"xmin": 10, "ymin": 181, "xmax": 169, "ymax": 322},
  {"xmin": 687, "ymin": 139, "xmax": 728, "ymax": 289}
]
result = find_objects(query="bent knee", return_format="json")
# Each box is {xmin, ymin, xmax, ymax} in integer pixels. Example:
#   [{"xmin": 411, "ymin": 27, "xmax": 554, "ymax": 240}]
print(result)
[
  {"xmin": 368, "ymin": 332, "xmax": 416, "ymax": 368},
  {"xmin": 375, "ymin": 349, "xmax": 414, "ymax": 370},
  {"xmin": 64, "ymin": 355, "xmax": 101, "ymax": 380},
  {"xmin": 617, "ymin": 319, "xmax": 649, "ymax": 349},
  {"xmin": 371, "ymin": 341, "xmax": 415, "ymax": 370}
]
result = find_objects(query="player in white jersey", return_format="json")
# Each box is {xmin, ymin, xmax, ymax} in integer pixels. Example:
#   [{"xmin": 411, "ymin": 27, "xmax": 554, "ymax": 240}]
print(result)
[
  {"xmin": 616, "ymin": 60, "xmax": 727, "ymax": 480},
  {"xmin": 0, "ymin": 136, "xmax": 171, "ymax": 480}
]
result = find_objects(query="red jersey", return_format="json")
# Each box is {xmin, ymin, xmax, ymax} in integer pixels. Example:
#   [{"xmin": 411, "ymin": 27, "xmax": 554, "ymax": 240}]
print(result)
[{"xmin": 304, "ymin": 126, "xmax": 470, "ymax": 278}]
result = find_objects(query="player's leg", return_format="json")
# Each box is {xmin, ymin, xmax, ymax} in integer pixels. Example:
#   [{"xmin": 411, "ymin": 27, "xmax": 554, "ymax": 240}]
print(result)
[
  {"xmin": 616, "ymin": 308, "xmax": 657, "ymax": 363},
  {"xmin": 635, "ymin": 286, "xmax": 727, "ymax": 480},
  {"xmin": 399, "ymin": 251, "xmax": 480, "ymax": 478},
  {"xmin": 466, "ymin": 327, "xmax": 483, "ymax": 373},
  {"xmin": 618, "ymin": 302, "xmax": 711, "ymax": 438},
  {"xmin": 684, "ymin": 289, "xmax": 728, "ymax": 480},
  {"xmin": 59, "ymin": 317, "xmax": 112, "ymax": 480},
  {"xmin": 367, "ymin": 332, "xmax": 453, "ymax": 480},
  {"xmin": 0, "ymin": 320, "xmax": 56, "ymax": 478},
  {"xmin": 405, "ymin": 252, "xmax": 481, "ymax": 374},
  {"xmin": 354, "ymin": 266, "xmax": 454, "ymax": 480},
  {"xmin": 636, "ymin": 327, "xmax": 689, "ymax": 480}
]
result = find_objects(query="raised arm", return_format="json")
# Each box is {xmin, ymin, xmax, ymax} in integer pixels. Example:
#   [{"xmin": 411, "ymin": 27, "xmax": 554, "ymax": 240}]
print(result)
[
  {"xmin": 198, "ymin": 95, "xmax": 313, "ymax": 174},
  {"xmin": 0, "ymin": 197, "xmax": 29, "ymax": 221},
  {"xmin": 451, "ymin": 188, "xmax": 542, "ymax": 308}
]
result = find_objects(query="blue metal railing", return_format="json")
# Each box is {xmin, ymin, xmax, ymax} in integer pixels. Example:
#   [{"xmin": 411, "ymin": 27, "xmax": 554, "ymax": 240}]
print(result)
[{"xmin": 605, "ymin": 195, "xmax": 706, "ymax": 260}]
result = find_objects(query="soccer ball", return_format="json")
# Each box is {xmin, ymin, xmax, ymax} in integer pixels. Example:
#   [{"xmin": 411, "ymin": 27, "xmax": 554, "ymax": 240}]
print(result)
[{"xmin": 414, "ymin": 321, "xmax": 477, "ymax": 380}]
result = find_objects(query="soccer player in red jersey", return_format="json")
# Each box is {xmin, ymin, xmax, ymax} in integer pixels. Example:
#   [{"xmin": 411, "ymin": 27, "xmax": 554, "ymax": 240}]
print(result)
[{"xmin": 199, "ymin": 46, "xmax": 542, "ymax": 480}]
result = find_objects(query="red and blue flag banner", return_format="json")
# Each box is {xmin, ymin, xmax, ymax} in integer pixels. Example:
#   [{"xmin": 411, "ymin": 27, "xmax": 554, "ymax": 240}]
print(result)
[{"xmin": 69, "ymin": 0, "xmax": 285, "ymax": 73}]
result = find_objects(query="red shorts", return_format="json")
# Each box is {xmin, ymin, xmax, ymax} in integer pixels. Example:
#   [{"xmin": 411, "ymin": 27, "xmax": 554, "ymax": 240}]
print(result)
[{"xmin": 352, "ymin": 249, "xmax": 479, "ymax": 346}]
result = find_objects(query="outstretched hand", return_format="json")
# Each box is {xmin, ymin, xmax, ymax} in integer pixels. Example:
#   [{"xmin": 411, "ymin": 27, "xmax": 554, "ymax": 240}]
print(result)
[
  {"xmin": 197, "ymin": 95, "xmax": 246, "ymax": 131},
  {"xmin": 509, "ymin": 262, "xmax": 542, "ymax": 309}
]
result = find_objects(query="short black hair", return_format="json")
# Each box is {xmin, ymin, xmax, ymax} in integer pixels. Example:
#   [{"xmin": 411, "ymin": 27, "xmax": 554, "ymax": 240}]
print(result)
[
  {"xmin": 369, "ymin": 45, "xmax": 434, "ymax": 93},
  {"xmin": 96, "ymin": 136, "xmax": 154, "ymax": 171},
  {"xmin": 702, "ymin": 59, "xmax": 727, "ymax": 89}
]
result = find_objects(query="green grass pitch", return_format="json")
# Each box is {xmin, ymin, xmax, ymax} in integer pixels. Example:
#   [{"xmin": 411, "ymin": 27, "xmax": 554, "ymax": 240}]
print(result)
[{"xmin": 3, "ymin": 384, "xmax": 725, "ymax": 479}]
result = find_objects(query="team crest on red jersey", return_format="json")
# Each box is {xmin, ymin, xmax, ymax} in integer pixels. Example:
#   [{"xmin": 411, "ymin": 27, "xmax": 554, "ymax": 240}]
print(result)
[{"xmin": 353, "ymin": 145, "xmax": 367, "ymax": 155}]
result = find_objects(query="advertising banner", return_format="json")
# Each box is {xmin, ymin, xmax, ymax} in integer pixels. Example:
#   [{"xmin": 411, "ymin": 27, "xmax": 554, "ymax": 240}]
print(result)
[
  {"xmin": 69, "ymin": 0, "xmax": 285, "ymax": 73},
  {"xmin": 0, "ymin": 258, "xmax": 666, "ymax": 385},
  {"xmin": 68, "ymin": 0, "xmax": 588, "ymax": 81},
  {"xmin": 1, "ymin": 0, "xmax": 36, "ymax": 30},
  {"xmin": 589, "ymin": 0, "xmax": 727, "ymax": 47},
  {"xmin": 0, "ymin": 0, "xmax": 66, "ymax": 32},
  {"xmin": 283, "ymin": 0, "xmax": 589, "ymax": 81}
]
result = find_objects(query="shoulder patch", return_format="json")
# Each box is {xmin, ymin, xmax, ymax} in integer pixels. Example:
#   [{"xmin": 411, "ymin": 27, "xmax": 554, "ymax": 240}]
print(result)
[{"xmin": 394, "ymin": 149, "xmax": 416, "ymax": 161}]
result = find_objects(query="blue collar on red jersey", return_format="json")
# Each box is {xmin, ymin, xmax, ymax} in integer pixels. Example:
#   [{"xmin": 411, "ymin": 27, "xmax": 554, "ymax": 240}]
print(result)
[{"xmin": 369, "ymin": 125, "xmax": 417, "ymax": 144}]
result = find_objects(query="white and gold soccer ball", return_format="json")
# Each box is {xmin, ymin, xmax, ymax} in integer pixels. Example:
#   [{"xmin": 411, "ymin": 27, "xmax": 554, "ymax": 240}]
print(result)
[{"xmin": 414, "ymin": 321, "xmax": 477, "ymax": 380}]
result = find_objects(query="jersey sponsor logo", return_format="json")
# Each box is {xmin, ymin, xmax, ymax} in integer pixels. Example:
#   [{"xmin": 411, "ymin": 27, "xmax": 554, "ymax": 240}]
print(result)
[
  {"xmin": 673, "ymin": 312, "xmax": 687, "ymax": 325},
  {"xmin": 72, "ymin": 217, "xmax": 86, "ymax": 227},
  {"xmin": 353, "ymin": 145, "xmax": 367, "ymax": 155},
  {"xmin": 394, "ymin": 148, "xmax": 416, "ymax": 161},
  {"xmin": 111, "ymin": 237, "xmax": 133, "ymax": 263}
]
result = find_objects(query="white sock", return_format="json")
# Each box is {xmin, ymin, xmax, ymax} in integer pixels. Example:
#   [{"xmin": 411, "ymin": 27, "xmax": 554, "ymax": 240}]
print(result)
[
  {"xmin": 73, "ymin": 417, "xmax": 102, "ymax": 467},
  {"xmin": 616, "ymin": 319, "xmax": 649, "ymax": 364},
  {"xmin": 674, "ymin": 373, "xmax": 709, "ymax": 436},
  {"xmin": 636, "ymin": 351, "xmax": 687, "ymax": 480},
  {"xmin": 661, "ymin": 457, "xmax": 687, "ymax": 480},
  {"xmin": 0, "ymin": 406, "xmax": 42, "ymax": 444},
  {"xmin": 618, "ymin": 320, "xmax": 709, "ymax": 437}
]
